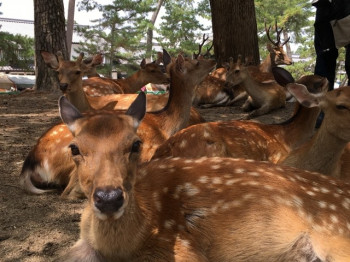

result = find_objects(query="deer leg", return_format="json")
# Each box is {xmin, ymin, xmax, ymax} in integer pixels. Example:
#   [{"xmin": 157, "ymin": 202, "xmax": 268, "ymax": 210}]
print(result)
[
  {"xmin": 55, "ymin": 239, "xmax": 104, "ymax": 262},
  {"xmin": 242, "ymin": 96, "xmax": 254, "ymax": 112}
]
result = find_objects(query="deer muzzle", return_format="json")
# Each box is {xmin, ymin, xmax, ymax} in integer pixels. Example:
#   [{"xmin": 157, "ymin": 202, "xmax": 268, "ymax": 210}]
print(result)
[{"xmin": 93, "ymin": 187, "xmax": 124, "ymax": 215}]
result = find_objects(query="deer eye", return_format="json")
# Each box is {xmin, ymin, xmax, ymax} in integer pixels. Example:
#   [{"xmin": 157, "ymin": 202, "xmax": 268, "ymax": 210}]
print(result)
[
  {"xmin": 131, "ymin": 140, "xmax": 142, "ymax": 153},
  {"xmin": 336, "ymin": 104, "xmax": 348, "ymax": 110},
  {"xmin": 75, "ymin": 70, "xmax": 81, "ymax": 75},
  {"xmin": 69, "ymin": 144, "xmax": 81, "ymax": 156}
]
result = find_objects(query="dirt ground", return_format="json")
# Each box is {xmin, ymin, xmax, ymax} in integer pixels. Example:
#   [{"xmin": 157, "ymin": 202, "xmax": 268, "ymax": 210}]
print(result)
[{"xmin": 0, "ymin": 90, "xmax": 295, "ymax": 261}]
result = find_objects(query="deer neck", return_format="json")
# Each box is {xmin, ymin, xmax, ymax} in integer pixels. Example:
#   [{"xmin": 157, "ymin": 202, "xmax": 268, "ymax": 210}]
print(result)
[
  {"xmin": 258, "ymin": 55, "xmax": 272, "ymax": 73},
  {"xmin": 86, "ymin": 192, "xmax": 151, "ymax": 260},
  {"xmin": 116, "ymin": 71, "xmax": 144, "ymax": 93},
  {"xmin": 65, "ymin": 79, "xmax": 92, "ymax": 113},
  {"xmin": 155, "ymin": 71, "xmax": 194, "ymax": 137},
  {"xmin": 281, "ymin": 104, "xmax": 321, "ymax": 149},
  {"xmin": 283, "ymin": 124, "xmax": 347, "ymax": 177}
]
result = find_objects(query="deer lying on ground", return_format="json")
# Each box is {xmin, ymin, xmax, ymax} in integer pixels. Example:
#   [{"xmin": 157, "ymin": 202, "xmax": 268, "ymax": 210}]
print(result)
[
  {"xmin": 280, "ymin": 84, "xmax": 350, "ymax": 178},
  {"xmin": 20, "ymin": 52, "xmax": 215, "ymax": 197},
  {"xmin": 226, "ymin": 22, "xmax": 293, "ymax": 105},
  {"xmin": 55, "ymin": 93, "xmax": 350, "ymax": 262},
  {"xmin": 226, "ymin": 55, "xmax": 286, "ymax": 119},
  {"xmin": 152, "ymin": 69, "xmax": 328, "ymax": 163}
]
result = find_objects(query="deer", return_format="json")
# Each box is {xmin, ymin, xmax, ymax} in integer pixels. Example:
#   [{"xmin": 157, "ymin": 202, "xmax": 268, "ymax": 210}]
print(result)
[
  {"xmin": 226, "ymin": 22, "xmax": 293, "ymax": 105},
  {"xmin": 226, "ymin": 55, "xmax": 286, "ymax": 119},
  {"xmin": 280, "ymin": 84, "xmax": 350, "ymax": 178},
  {"xmin": 20, "ymin": 52, "xmax": 216, "ymax": 197},
  {"xmin": 82, "ymin": 52, "xmax": 168, "ymax": 96},
  {"xmin": 41, "ymin": 51, "xmax": 170, "ymax": 112},
  {"xmin": 55, "ymin": 93, "xmax": 350, "ymax": 262},
  {"xmin": 152, "ymin": 68, "xmax": 328, "ymax": 164}
]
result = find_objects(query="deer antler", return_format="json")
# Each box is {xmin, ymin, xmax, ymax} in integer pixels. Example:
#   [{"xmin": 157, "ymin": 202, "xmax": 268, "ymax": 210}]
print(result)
[{"xmin": 193, "ymin": 34, "xmax": 213, "ymax": 59}]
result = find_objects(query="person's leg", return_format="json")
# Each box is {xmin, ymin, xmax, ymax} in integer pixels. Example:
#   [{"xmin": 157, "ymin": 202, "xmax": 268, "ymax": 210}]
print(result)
[{"xmin": 314, "ymin": 48, "xmax": 338, "ymax": 91}]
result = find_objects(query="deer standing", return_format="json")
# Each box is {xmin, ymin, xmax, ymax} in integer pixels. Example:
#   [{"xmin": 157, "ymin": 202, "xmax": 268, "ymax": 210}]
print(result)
[
  {"xmin": 20, "ymin": 52, "xmax": 216, "ymax": 197},
  {"xmin": 55, "ymin": 93, "xmax": 350, "ymax": 262}
]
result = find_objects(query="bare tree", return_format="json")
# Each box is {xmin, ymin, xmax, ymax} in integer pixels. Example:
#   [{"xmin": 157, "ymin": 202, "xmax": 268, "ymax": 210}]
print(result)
[
  {"xmin": 34, "ymin": 0, "xmax": 68, "ymax": 91},
  {"xmin": 209, "ymin": 0, "xmax": 259, "ymax": 67}
]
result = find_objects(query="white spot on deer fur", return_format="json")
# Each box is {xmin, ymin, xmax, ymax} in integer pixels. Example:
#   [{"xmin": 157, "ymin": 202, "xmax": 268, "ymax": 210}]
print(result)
[
  {"xmin": 195, "ymin": 157, "xmax": 206, "ymax": 163},
  {"xmin": 211, "ymin": 165, "xmax": 220, "ymax": 170},
  {"xmin": 333, "ymin": 193, "xmax": 340, "ymax": 198},
  {"xmin": 319, "ymin": 201, "xmax": 327, "ymax": 209},
  {"xmin": 320, "ymin": 187, "xmax": 330, "ymax": 194},
  {"xmin": 138, "ymin": 168, "xmax": 147, "ymax": 178},
  {"xmin": 158, "ymin": 164, "xmax": 167, "ymax": 169},
  {"xmin": 164, "ymin": 220, "xmax": 175, "ymax": 229},
  {"xmin": 330, "ymin": 215, "xmax": 339, "ymax": 223},
  {"xmin": 163, "ymin": 187, "xmax": 168, "ymax": 194},
  {"xmin": 241, "ymin": 181, "xmax": 260, "ymax": 187},
  {"xmin": 212, "ymin": 177, "xmax": 222, "ymax": 184},
  {"xmin": 183, "ymin": 166, "xmax": 193, "ymax": 170},
  {"xmin": 190, "ymin": 133, "xmax": 196, "ymax": 138},
  {"xmin": 198, "ymin": 176, "xmax": 209, "ymax": 183},
  {"xmin": 184, "ymin": 159, "xmax": 193, "ymax": 164},
  {"xmin": 346, "ymin": 222, "xmax": 350, "ymax": 231},
  {"xmin": 263, "ymin": 184, "xmax": 274, "ymax": 191},
  {"xmin": 203, "ymin": 130, "xmax": 210, "ymax": 138},
  {"xmin": 329, "ymin": 204, "xmax": 337, "ymax": 211},
  {"xmin": 247, "ymin": 171, "xmax": 260, "ymax": 177},
  {"xmin": 342, "ymin": 199, "xmax": 350, "ymax": 209},
  {"xmin": 306, "ymin": 191, "xmax": 316, "ymax": 196},
  {"xmin": 179, "ymin": 140, "xmax": 187, "ymax": 148},
  {"xmin": 234, "ymin": 168, "xmax": 245, "ymax": 174},
  {"xmin": 184, "ymin": 183, "xmax": 200, "ymax": 196},
  {"xmin": 226, "ymin": 178, "xmax": 242, "ymax": 185}
]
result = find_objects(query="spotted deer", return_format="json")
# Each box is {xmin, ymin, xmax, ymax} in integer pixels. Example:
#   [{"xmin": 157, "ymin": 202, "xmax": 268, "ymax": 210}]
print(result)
[
  {"xmin": 41, "ymin": 51, "xmax": 169, "ymax": 112},
  {"xmin": 55, "ymin": 93, "xmax": 350, "ymax": 262},
  {"xmin": 226, "ymin": 55, "xmax": 286, "ymax": 119},
  {"xmin": 83, "ymin": 52, "xmax": 168, "ymax": 96},
  {"xmin": 152, "ymin": 69, "xmax": 328, "ymax": 164},
  {"xmin": 280, "ymin": 84, "xmax": 350, "ymax": 178},
  {"xmin": 20, "ymin": 53, "xmax": 215, "ymax": 197}
]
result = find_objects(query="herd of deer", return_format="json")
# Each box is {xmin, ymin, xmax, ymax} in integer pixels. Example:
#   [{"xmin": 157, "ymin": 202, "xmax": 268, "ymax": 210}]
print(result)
[{"xmin": 18, "ymin": 24, "xmax": 350, "ymax": 261}]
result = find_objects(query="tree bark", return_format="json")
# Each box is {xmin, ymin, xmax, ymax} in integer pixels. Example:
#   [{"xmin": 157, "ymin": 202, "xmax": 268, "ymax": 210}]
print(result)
[
  {"xmin": 34, "ymin": 0, "xmax": 68, "ymax": 91},
  {"xmin": 209, "ymin": 0, "xmax": 259, "ymax": 67}
]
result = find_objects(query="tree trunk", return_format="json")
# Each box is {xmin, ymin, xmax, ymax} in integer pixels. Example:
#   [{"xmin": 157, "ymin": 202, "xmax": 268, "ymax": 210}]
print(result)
[
  {"xmin": 283, "ymin": 30, "xmax": 293, "ymax": 60},
  {"xmin": 34, "ymin": 0, "xmax": 68, "ymax": 91},
  {"xmin": 146, "ymin": 0, "xmax": 164, "ymax": 63},
  {"xmin": 66, "ymin": 0, "xmax": 76, "ymax": 58},
  {"xmin": 209, "ymin": 0, "xmax": 259, "ymax": 67}
]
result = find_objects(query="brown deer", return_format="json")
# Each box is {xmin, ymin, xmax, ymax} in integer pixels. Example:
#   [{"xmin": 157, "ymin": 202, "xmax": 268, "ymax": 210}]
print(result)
[
  {"xmin": 20, "ymin": 53, "xmax": 216, "ymax": 197},
  {"xmin": 152, "ymin": 69, "xmax": 328, "ymax": 164},
  {"xmin": 83, "ymin": 52, "xmax": 168, "ymax": 96},
  {"xmin": 55, "ymin": 94, "xmax": 350, "ymax": 262},
  {"xmin": 41, "ymin": 51, "xmax": 170, "ymax": 112},
  {"xmin": 280, "ymin": 84, "xmax": 350, "ymax": 178},
  {"xmin": 226, "ymin": 55, "xmax": 286, "ymax": 119}
]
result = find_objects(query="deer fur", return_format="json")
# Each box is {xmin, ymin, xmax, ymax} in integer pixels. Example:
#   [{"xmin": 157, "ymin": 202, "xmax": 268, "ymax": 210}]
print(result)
[
  {"xmin": 56, "ymin": 94, "xmax": 350, "ymax": 262},
  {"xmin": 19, "ymin": 52, "xmax": 215, "ymax": 198}
]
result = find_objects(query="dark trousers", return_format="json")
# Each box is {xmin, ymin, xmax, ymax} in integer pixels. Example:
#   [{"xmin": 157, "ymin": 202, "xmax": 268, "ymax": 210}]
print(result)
[{"xmin": 314, "ymin": 48, "xmax": 339, "ymax": 90}]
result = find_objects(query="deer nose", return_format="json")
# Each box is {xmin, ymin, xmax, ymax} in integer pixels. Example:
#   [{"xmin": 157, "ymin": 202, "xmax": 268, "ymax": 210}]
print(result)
[
  {"xmin": 59, "ymin": 83, "xmax": 68, "ymax": 92},
  {"xmin": 93, "ymin": 187, "xmax": 124, "ymax": 214}
]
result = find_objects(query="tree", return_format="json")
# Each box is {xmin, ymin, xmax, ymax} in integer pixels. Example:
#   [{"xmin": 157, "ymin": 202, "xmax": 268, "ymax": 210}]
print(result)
[
  {"xmin": 209, "ymin": 0, "xmax": 259, "ymax": 67},
  {"xmin": 0, "ymin": 32, "xmax": 34, "ymax": 70},
  {"xmin": 77, "ymin": 0, "xmax": 155, "ymax": 77},
  {"xmin": 156, "ymin": 0, "xmax": 210, "ymax": 56},
  {"xmin": 34, "ymin": 0, "xmax": 68, "ymax": 91}
]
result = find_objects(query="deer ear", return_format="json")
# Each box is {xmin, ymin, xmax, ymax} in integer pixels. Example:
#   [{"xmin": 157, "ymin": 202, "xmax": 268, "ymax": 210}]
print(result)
[
  {"xmin": 59, "ymin": 96, "xmax": 83, "ymax": 133},
  {"xmin": 126, "ymin": 91, "xmax": 146, "ymax": 129},
  {"xmin": 175, "ymin": 54, "xmax": 185, "ymax": 72},
  {"xmin": 163, "ymin": 49, "xmax": 172, "ymax": 68},
  {"xmin": 286, "ymin": 83, "xmax": 320, "ymax": 108},
  {"xmin": 272, "ymin": 67, "xmax": 295, "ymax": 87},
  {"xmin": 41, "ymin": 51, "xmax": 59, "ymax": 69},
  {"xmin": 140, "ymin": 59, "xmax": 146, "ymax": 69}
]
